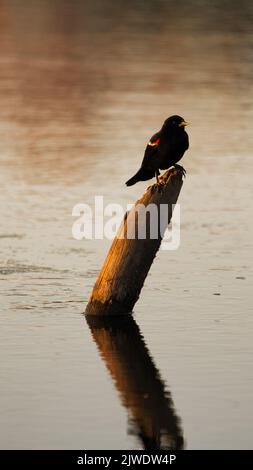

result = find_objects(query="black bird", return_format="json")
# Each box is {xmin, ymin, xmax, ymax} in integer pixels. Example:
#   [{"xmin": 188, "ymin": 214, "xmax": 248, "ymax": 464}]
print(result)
[{"xmin": 125, "ymin": 115, "xmax": 189, "ymax": 186}]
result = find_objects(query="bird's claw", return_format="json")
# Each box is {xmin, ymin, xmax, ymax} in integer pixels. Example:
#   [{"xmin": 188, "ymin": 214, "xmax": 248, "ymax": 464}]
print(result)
[
  {"xmin": 173, "ymin": 164, "xmax": 186, "ymax": 177},
  {"xmin": 150, "ymin": 165, "xmax": 186, "ymax": 193}
]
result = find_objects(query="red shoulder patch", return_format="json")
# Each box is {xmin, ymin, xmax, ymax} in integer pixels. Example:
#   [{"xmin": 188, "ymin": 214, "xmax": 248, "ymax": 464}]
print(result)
[{"xmin": 148, "ymin": 137, "xmax": 160, "ymax": 147}]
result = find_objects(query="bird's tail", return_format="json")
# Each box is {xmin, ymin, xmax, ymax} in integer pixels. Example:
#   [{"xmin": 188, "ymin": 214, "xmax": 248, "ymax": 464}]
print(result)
[
  {"xmin": 125, "ymin": 170, "xmax": 142, "ymax": 186},
  {"xmin": 125, "ymin": 168, "xmax": 153, "ymax": 186}
]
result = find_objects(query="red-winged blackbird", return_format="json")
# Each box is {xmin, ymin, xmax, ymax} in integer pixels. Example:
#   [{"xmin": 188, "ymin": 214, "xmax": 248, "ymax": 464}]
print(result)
[{"xmin": 125, "ymin": 115, "xmax": 189, "ymax": 186}]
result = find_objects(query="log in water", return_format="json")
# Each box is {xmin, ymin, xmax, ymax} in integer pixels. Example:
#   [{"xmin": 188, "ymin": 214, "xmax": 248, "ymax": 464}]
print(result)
[{"xmin": 85, "ymin": 169, "xmax": 184, "ymax": 316}]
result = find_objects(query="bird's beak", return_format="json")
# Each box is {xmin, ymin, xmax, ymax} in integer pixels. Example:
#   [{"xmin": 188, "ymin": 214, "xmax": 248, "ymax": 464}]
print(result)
[{"xmin": 179, "ymin": 121, "xmax": 189, "ymax": 127}]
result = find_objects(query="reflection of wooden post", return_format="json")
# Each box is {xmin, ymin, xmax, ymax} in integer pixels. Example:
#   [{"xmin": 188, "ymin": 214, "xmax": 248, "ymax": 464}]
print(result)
[
  {"xmin": 86, "ymin": 315, "xmax": 184, "ymax": 450},
  {"xmin": 86, "ymin": 169, "xmax": 183, "ymax": 316}
]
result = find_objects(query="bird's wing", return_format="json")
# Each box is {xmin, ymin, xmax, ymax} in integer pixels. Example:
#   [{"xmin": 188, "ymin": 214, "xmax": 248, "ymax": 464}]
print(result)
[
  {"xmin": 148, "ymin": 131, "xmax": 161, "ymax": 147},
  {"xmin": 140, "ymin": 131, "xmax": 161, "ymax": 170}
]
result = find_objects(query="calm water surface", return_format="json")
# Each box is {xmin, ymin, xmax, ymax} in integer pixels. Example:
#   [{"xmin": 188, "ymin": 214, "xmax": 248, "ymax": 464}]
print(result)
[{"xmin": 0, "ymin": 0, "xmax": 253, "ymax": 449}]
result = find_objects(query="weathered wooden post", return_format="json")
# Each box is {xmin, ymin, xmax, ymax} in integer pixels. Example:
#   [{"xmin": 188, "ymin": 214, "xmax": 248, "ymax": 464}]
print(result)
[{"xmin": 85, "ymin": 169, "xmax": 183, "ymax": 316}]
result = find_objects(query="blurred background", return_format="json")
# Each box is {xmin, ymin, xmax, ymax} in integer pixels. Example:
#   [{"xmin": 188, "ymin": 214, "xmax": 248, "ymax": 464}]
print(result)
[{"xmin": 0, "ymin": 0, "xmax": 252, "ymax": 449}]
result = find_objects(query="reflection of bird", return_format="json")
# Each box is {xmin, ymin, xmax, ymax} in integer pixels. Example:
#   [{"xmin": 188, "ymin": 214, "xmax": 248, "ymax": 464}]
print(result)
[
  {"xmin": 86, "ymin": 315, "xmax": 184, "ymax": 450},
  {"xmin": 126, "ymin": 115, "xmax": 189, "ymax": 186}
]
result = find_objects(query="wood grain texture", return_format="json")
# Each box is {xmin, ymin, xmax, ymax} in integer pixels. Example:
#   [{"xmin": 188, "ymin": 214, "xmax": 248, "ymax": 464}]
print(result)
[{"xmin": 85, "ymin": 169, "xmax": 183, "ymax": 316}]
